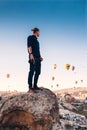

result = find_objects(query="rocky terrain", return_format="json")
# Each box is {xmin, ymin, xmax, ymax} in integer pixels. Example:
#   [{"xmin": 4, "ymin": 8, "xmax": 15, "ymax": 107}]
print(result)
[
  {"xmin": 0, "ymin": 87, "xmax": 87, "ymax": 130},
  {"xmin": 58, "ymin": 96, "xmax": 87, "ymax": 130},
  {"xmin": 0, "ymin": 88, "xmax": 59, "ymax": 130}
]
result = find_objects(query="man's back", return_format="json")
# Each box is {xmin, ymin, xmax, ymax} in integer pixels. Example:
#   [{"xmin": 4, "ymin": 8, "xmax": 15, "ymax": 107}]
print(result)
[{"xmin": 27, "ymin": 35, "xmax": 40, "ymax": 58}]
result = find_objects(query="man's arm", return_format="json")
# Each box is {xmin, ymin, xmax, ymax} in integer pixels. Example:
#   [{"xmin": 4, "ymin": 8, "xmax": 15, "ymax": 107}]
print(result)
[
  {"xmin": 27, "ymin": 46, "xmax": 32, "ymax": 54},
  {"xmin": 27, "ymin": 36, "xmax": 34, "ymax": 61},
  {"xmin": 28, "ymin": 46, "xmax": 34, "ymax": 61}
]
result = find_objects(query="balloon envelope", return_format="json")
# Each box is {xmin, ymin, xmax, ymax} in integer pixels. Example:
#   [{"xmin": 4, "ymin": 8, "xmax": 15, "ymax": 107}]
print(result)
[
  {"xmin": 66, "ymin": 64, "xmax": 70, "ymax": 70},
  {"xmin": 52, "ymin": 76, "xmax": 55, "ymax": 80},
  {"xmin": 81, "ymin": 80, "xmax": 83, "ymax": 83},
  {"xmin": 51, "ymin": 85, "xmax": 53, "ymax": 88},
  {"xmin": 75, "ymin": 81, "xmax": 78, "ymax": 84},
  {"xmin": 53, "ymin": 64, "xmax": 57, "ymax": 69},
  {"xmin": 7, "ymin": 74, "xmax": 10, "ymax": 78},
  {"xmin": 72, "ymin": 66, "xmax": 75, "ymax": 71},
  {"xmin": 56, "ymin": 84, "xmax": 59, "ymax": 87}
]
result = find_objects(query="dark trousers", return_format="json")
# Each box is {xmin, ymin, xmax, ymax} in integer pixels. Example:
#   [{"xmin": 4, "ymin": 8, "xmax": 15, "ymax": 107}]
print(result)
[{"xmin": 28, "ymin": 59, "xmax": 41, "ymax": 88}]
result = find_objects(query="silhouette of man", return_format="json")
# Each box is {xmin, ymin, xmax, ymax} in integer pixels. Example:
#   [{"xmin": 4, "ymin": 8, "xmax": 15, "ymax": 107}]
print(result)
[{"xmin": 27, "ymin": 28, "xmax": 43, "ymax": 92}]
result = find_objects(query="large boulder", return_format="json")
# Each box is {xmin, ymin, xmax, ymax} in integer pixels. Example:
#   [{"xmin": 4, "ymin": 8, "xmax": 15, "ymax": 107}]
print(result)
[{"xmin": 0, "ymin": 88, "xmax": 59, "ymax": 130}]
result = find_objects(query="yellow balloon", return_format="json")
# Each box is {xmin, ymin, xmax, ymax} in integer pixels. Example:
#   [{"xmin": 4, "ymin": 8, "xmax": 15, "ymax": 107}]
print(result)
[{"xmin": 66, "ymin": 64, "xmax": 70, "ymax": 70}]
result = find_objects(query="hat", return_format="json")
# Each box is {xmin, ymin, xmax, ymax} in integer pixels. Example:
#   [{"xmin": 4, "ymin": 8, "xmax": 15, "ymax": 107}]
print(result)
[{"xmin": 31, "ymin": 27, "xmax": 39, "ymax": 32}]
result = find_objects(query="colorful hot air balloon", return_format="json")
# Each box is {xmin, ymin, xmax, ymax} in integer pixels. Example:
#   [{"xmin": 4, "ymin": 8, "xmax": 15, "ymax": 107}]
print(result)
[
  {"xmin": 65, "ymin": 64, "xmax": 70, "ymax": 70},
  {"xmin": 51, "ymin": 85, "xmax": 53, "ymax": 88},
  {"xmin": 52, "ymin": 76, "xmax": 55, "ymax": 81},
  {"xmin": 56, "ymin": 84, "xmax": 59, "ymax": 87},
  {"xmin": 72, "ymin": 66, "xmax": 75, "ymax": 71},
  {"xmin": 53, "ymin": 64, "xmax": 57, "ymax": 69},
  {"xmin": 81, "ymin": 80, "xmax": 83, "ymax": 83},
  {"xmin": 7, "ymin": 74, "xmax": 10, "ymax": 78},
  {"xmin": 75, "ymin": 81, "xmax": 78, "ymax": 84}
]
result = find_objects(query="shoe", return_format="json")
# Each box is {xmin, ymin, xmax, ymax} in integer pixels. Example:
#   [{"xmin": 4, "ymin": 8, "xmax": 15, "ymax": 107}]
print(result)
[
  {"xmin": 34, "ymin": 86, "xmax": 42, "ymax": 90},
  {"xmin": 27, "ymin": 88, "xmax": 35, "ymax": 93}
]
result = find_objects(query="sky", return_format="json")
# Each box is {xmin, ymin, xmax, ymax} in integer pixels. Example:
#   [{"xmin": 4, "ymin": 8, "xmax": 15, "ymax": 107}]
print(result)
[{"xmin": 0, "ymin": 0, "xmax": 87, "ymax": 92}]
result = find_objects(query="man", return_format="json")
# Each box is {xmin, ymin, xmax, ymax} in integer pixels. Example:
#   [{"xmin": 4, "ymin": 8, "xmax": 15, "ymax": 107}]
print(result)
[{"xmin": 27, "ymin": 28, "xmax": 43, "ymax": 92}]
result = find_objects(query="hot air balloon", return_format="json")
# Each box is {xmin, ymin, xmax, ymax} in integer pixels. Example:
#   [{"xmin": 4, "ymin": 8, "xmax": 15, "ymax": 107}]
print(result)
[
  {"xmin": 56, "ymin": 84, "xmax": 59, "ymax": 87},
  {"xmin": 51, "ymin": 85, "xmax": 53, "ymax": 88},
  {"xmin": 72, "ymin": 66, "xmax": 75, "ymax": 71},
  {"xmin": 53, "ymin": 64, "xmax": 57, "ymax": 69},
  {"xmin": 81, "ymin": 80, "xmax": 83, "ymax": 83},
  {"xmin": 75, "ymin": 81, "xmax": 78, "ymax": 84},
  {"xmin": 52, "ymin": 76, "xmax": 55, "ymax": 81},
  {"xmin": 6, "ymin": 74, "xmax": 10, "ymax": 78},
  {"xmin": 65, "ymin": 64, "xmax": 70, "ymax": 70}
]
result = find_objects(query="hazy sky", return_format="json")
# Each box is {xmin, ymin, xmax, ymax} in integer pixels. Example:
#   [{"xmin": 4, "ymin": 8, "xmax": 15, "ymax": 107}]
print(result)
[{"xmin": 0, "ymin": 0, "xmax": 87, "ymax": 91}]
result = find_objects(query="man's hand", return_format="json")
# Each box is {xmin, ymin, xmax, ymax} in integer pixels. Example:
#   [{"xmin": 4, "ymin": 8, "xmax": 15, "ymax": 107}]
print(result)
[
  {"xmin": 30, "ymin": 54, "xmax": 34, "ymax": 61},
  {"xmin": 40, "ymin": 57, "xmax": 43, "ymax": 62}
]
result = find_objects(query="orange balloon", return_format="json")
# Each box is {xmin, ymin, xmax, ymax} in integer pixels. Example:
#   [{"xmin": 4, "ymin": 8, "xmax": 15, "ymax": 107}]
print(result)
[
  {"xmin": 7, "ymin": 74, "xmax": 10, "ymax": 78},
  {"xmin": 53, "ymin": 64, "xmax": 57, "ymax": 69},
  {"xmin": 56, "ymin": 84, "xmax": 59, "ymax": 87},
  {"xmin": 52, "ymin": 76, "xmax": 55, "ymax": 81}
]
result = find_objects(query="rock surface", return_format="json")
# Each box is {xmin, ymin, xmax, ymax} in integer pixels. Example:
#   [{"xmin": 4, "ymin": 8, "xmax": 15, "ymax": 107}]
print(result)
[
  {"xmin": 0, "ymin": 88, "xmax": 59, "ymax": 130},
  {"xmin": 59, "ymin": 109, "xmax": 87, "ymax": 130},
  {"xmin": 0, "ymin": 88, "xmax": 87, "ymax": 130},
  {"xmin": 58, "ymin": 97, "xmax": 87, "ymax": 130}
]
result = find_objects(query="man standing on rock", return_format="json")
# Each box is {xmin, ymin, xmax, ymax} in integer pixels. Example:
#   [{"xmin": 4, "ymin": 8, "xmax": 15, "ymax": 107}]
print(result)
[{"xmin": 27, "ymin": 28, "xmax": 43, "ymax": 92}]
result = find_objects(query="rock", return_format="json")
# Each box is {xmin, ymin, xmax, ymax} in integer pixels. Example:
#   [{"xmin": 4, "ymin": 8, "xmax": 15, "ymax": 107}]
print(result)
[
  {"xmin": 59, "ymin": 96, "xmax": 78, "ymax": 112},
  {"xmin": 60, "ymin": 119, "xmax": 75, "ymax": 130},
  {"xmin": 83, "ymin": 109, "xmax": 87, "ymax": 118},
  {"xmin": 0, "ymin": 96, "xmax": 2, "ymax": 100},
  {"xmin": 59, "ymin": 108, "xmax": 87, "ymax": 129},
  {"xmin": 60, "ymin": 102, "xmax": 77, "ymax": 112},
  {"xmin": 0, "ymin": 88, "xmax": 59, "ymax": 130}
]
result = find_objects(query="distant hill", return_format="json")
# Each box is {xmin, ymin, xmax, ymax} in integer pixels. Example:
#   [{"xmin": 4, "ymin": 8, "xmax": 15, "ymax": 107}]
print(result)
[
  {"xmin": 54, "ymin": 87, "xmax": 87, "ymax": 98},
  {"xmin": 0, "ymin": 90, "xmax": 22, "ymax": 96}
]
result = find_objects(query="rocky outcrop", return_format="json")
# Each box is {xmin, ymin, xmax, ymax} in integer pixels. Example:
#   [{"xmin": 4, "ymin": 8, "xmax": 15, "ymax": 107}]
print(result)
[
  {"xmin": 59, "ymin": 109, "xmax": 87, "ymax": 130},
  {"xmin": 0, "ymin": 87, "xmax": 87, "ymax": 130},
  {"xmin": 58, "ymin": 97, "xmax": 87, "ymax": 130},
  {"xmin": 0, "ymin": 88, "xmax": 59, "ymax": 130}
]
